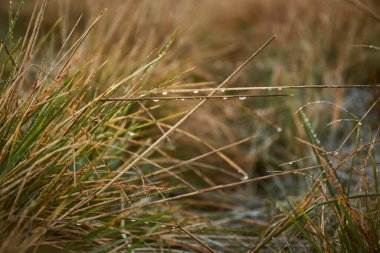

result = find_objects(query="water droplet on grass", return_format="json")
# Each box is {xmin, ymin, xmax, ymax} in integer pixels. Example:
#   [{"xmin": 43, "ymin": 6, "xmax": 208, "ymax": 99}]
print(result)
[
  {"xmin": 161, "ymin": 224, "xmax": 166, "ymax": 228},
  {"xmin": 221, "ymin": 89, "xmax": 226, "ymax": 92},
  {"xmin": 277, "ymin": 127, "xmax": 282, "ymax": 133},
  {"xmin": 358, "ymin": 122, "xmax": 362, "ymax": 126},
  {"xmin": 153, "ymin": 99, "xmax": 159, "ymax": 102},
  {"xmin": 144, "ymin": 221, "xmax": 149, "ymax": 224},
  {"xmin": 278, "ymin": 88, "xmax": 283, "ymax": 91},
  {"xmin": 223, "ymin": 97, "xmax": 228, "ymax": 100},
  {"xmin": 288, "ymin": 162, "xmax": 294, "ymax": 165},
  {"xmin": 239, "ymin": 96, "xmax": 246, "ymax": 100},
  {"xmin": 181, "ymin": 98, "xmax": 185, "ymax": 101},
  {"xmin": 193, "ymin": 90, "xmax": 199, "ymax": 94},
  {"xmin": 162, "ymin": 91, "xmax": 168, "ymax": 95},
  {"xmin": 241, "ymin": 175, "xmax": 249, "ymax": 180},
  {"xmin": 131, "ymin": 219, "xmax": 136, "ymax": 222}
]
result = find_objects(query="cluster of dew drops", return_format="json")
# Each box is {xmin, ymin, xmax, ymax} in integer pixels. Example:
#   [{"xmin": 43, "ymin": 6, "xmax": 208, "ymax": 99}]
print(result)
[
  {"xmin": 150, "ymin": 90, "xmax": 284, "ymax": 134},
  {"xmin": 150, "ymin": 89, "xmax": 249, "ymax": 102}
]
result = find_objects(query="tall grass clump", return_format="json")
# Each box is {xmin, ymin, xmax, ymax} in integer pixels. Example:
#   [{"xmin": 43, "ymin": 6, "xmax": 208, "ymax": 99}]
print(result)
[{"xmin": 0, "ymin": 2, "xmax": 211, "ymax": 252}]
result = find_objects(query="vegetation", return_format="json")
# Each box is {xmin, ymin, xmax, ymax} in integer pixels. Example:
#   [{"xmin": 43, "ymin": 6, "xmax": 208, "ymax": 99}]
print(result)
[{"xmin": 0, "ymin": 0, "xmax": 380, "ymax": 252}]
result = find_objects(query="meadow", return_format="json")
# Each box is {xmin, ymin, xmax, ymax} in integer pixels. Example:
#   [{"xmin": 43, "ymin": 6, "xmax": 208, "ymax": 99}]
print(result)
[{"xmin": 0, "ymin": 0, "xmax": 380, "ymax": 252}]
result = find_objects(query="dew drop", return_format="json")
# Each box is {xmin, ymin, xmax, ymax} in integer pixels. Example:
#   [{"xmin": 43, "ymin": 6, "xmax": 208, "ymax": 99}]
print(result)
[
  {"xmin": 162, "ymin": 91, "xmax": 168, "ymax": 95},
  {"xmin": 153, "ymin": 99, "xmax": 160, "ymax": 102},
  {"xmin": 239, "ymin": 96, "xmax": 246, "ymax": 100},
  {"xmin": 221, "ymin": 89, "xmax": 226, "ymax": 92},
  {"xmin": 131, "ymin": 219, "xmax": 136, "ymax": 222},
  {"xmin": 193, "ymin": 90, "xmax": 199, "ymax": 94},
  {"xmin": 278, "ymin": 88, "xmax": 283, "ymax": 91},
  {"xmin": 313, "ymin": 133, "xmax": 317, "ymax": 138},
  {"xmin": 358, "ymin": 122, "xmax": 362, "ymax": 126},
  {"xmin": 144, "ymin": 221, "xmax": 149, "ymax": 224},
  {"xmin": 76, "ymin": 223, "xmax": 81, "ymax": 226},
  {"xmin": 241, "ymin": 175, "xmax": 249, "ymax": 180},
  {"xmin": 128, "ymin": 132, "xmax": 135, "ymax": 137},
  {"xmin": 223, "ymin": 97, "xmax": 228, "ymax": 100},
  {"xmin": 268, "ymin": 88, "xmax": 272, "ymax": 91},
  {"xmin": 172, "ymin": 226, "xmax": 177, "ymax": 229},
  {"xmin": 277, "ymin": 127, "xmax": 282, "ymax": 133},
  {"xmin": 288, "ymin": 162, "xmax": 294, "ymax": 165},
  {"xmin": 335, "ymin": 151, "xmax": 339, "ymax": 155},
  {"xmin": 181, "ymin": 98, "xmax": 185, "ymax": 101},
  {"xmin": 161, "ymin": 224, "xmax": 167, "ymax": 228}
]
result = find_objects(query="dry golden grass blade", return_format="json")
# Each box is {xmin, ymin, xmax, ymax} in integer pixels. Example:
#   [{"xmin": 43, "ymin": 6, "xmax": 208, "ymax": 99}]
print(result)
[
  {"xmin": 333, "ymin": 97, "xmax": 380, "ymax": 159},
  {"xmin": 101, "ymin": 93, "xmax": 292, "ymax": 101},
  {"xmin": 177, "ymin": 225, "xmax": 217, "ymax": 253},
  {"xmin": 152, "ymin": 84, "xmax": 380, "ymax": 94}
]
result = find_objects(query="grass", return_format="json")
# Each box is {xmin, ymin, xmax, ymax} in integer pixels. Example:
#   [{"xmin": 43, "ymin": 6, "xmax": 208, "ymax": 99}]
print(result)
[{"xmin": 0, "ymin": 0, "xmax": 380, "ymax": 252}]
